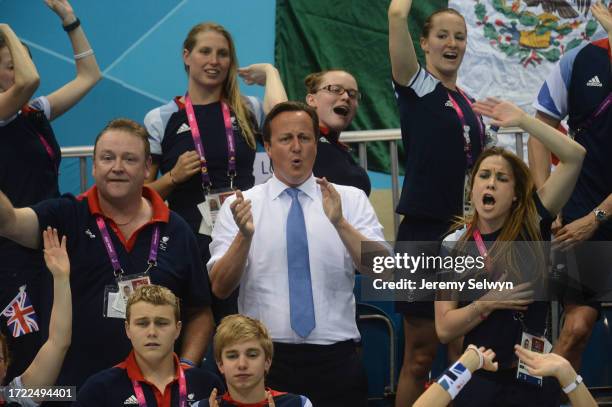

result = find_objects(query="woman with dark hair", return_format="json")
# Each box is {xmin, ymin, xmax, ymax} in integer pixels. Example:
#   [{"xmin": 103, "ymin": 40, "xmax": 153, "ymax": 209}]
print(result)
[
  {"xmin": 0, "ymin": 0, "xmax": 100, "ymax": 381},
  {"xmin": 435, "ymin": 98, "xmax": 585, "ymax": 406},
  {"xmin": 304, "ymin": 70, "xmax": 371, "ymax": 196},
  {"xmin": 388, "ymin": 0, "xmax": 486, "ymax": 403},
  {"xmin": 144, "ymin": 22, "xmax": 286, "ymax": 326}
]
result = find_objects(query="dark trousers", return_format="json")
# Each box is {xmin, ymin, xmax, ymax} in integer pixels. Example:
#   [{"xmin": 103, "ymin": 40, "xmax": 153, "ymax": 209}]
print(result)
[
  {"xmin": 454, "ymin": 369, "xmax": 560, "ymax": 407},
  {"xmin": 266, "ymin": 341, "xmax": 368, "ymax": 407}
]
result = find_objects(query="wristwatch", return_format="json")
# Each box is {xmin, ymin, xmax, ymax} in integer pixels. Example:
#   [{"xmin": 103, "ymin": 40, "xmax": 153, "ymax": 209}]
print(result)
[
  {"xmin": 593, "ymin": 208, "xmax": 608, "ymax": 223},
  {"xmin": 562, "ymin": 374, "xmax": 583, "ymax": 394}
]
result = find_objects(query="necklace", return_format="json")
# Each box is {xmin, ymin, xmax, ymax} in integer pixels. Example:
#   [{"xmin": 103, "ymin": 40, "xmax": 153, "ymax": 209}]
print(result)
[{"xmin": 113, "ymin": 200, "xmax": 143, "ymax": 226}]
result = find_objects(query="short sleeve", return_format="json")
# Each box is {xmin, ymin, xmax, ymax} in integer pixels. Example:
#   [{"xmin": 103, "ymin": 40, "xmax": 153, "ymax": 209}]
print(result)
[
  {"xmin": 31, "ymin": 195, "xmax": 80, "ymax": 247},
  {"xmin": 244, "ymin": 96, "xmax": 265, "ymax": 128},
  {"xmin": 29, "ymin": 96, "xmax": 51, "ymax": 120},
  {"xmin": 533, "ymin": 45, "xmax": 582, "ymax": 120},
  {"xmin": 2, "ymin": 376, "xmax": 39, "ymax": 407},
  {"xmin": 392, "ymin": 65, "xmax": 440, "ymax": 98}
]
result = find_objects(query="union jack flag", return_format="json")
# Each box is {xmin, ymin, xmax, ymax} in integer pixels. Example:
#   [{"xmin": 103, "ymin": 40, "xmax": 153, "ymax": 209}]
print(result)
[{"xmin": 1, "ymin": 286, "xmax": 39, "ymax": 337}]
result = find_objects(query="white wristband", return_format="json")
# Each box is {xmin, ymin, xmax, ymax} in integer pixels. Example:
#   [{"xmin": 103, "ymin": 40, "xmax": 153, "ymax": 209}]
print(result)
[
  {"xmin": 74, "ymin": 49, "xmax": 94, "ymax": 60},
  {"xmin": 562, "ymin": 374, "xmax": 583, "ymax": 394},
  {"xmin": 437, "ymin": 361, "xmax": 472, "ymax": 399}
]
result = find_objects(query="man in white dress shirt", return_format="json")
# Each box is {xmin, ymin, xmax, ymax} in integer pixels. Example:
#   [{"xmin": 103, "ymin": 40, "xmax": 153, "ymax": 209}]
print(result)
[{"xmin": 207, "ymin": 101, "xmax": 385, "ymax": 407}]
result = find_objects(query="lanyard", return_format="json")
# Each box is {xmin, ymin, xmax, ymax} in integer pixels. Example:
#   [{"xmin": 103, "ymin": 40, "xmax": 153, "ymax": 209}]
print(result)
[
  {"xmin": 95, "ymin": 217, "xmax": 160, "ymax": 277},
  {"xmin": 37, "ymin": 131, "xmax": 59, "ymax": 174},
  {"xmin": 447, "ymin": 89, "xmax": 485, "ymax": 167},
  {"xmin": 574, "ymin": 92, "xmax": 612, "ymax": 135},
  {"xmin": 132, "ymin": 363, "xmax": 187, "ymax": 407},
  {"xmin": 472, "ymin": 229, "xmax": 493, "ymax": 273},
  {"xmin": 184, "ymin": 94, "xmax": 237, "ymax": 192}
]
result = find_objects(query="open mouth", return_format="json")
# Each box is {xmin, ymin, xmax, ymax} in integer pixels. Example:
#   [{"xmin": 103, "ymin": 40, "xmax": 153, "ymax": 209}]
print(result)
[
  {"xmin": 482, "ymin": 194, "xmax": 496, "ymax": 207},
  {"xmin": 204, "ymin": 68, "xmax": 220, "ymax": 75},
  {"xmin": 291, "ymin": 158, "xmax": 302, "ymax": 166},
  {"xmin": 443, "ymin": 52, "xmax": 458, "ymax": 60},
  {"xmin": 333, "ymin": 106, "xmax": 350, "ymax": 116},
  {"xmin": 144, "ymin": 342, "xmax": 160, "ymax": 348}
]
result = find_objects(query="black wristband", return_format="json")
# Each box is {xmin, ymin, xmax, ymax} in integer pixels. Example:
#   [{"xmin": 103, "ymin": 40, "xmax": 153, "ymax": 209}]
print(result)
[{"xmin": 63, "ymin": 17, "xmax": 80, "ymax": 33}]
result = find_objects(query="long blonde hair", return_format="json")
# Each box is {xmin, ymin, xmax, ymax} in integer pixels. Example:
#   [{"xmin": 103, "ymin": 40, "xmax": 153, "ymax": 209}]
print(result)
[
  {"xmin": 183, "ymin": 22, "xmax": 257, "ymax": 149},
  {"xmin": 454, "ymin": 147, "xmax": 546, "ymax": 283}
]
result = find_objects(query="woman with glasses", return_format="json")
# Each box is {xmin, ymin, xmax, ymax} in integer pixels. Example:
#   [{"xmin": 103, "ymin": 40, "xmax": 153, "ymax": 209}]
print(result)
[
  {"xmin": 144, "ymin": 22, "xmax": 286, "ymax": 326},
  {"xmin": 388, "ymin": 0, "xmax": 486, "ymax": 404},
  {"xmin": 304, "ymin": 70, "xmax": 371, "ymax": 196}
]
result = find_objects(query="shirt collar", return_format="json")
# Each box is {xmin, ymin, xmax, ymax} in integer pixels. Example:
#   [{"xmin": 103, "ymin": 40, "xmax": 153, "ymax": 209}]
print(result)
[
  {"xmin": 268, "ymin": 174, "xmax": 318, "ymax": 201},
  {"xmin": 81, "ymin": 185, "xmax": 170, "ymax": 223},
  {"xmin": 220, "ymin": 389, "xmax": 286, "ymax": 407},
  {"xmin": 124, "ymin": 350, "xmax": 182, "ymax": 382}
]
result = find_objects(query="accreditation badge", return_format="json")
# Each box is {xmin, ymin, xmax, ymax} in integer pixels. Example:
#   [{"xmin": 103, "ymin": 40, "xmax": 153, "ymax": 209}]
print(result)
[
  {"xmin": 104, "ymin": 272, "xmax": 151, "ymax": 319},
  {"xmin": 516, "ymin": 331, "xmax": 552, "ymax": 387},
  {"xmin": 197, "ymin": 188, "xmax": 236, "ymax": 235}
]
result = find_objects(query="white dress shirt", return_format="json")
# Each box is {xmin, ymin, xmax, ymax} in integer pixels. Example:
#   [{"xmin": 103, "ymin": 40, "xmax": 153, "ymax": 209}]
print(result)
[{"xmin": 208, "ymin": 174, "xmax": 385, "ymax": 344}]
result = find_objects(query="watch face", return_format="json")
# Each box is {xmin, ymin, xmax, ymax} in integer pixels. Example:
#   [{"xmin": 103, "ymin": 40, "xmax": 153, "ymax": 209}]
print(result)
[{"xmin": 595, "ymin": 210, "xmax": 607, "ymax": 221}]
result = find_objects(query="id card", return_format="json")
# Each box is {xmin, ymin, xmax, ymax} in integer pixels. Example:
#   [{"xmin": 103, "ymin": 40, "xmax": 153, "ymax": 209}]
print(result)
[
  {"xmin": 105, "ymin": 273, "xmax": 151, "ymax": 318},
  {"xmin": 516, "ymin": 331, "xmax": 552, "ymax": 386},
  {"xmin": 198, "ymin": 189, "xmax": 236, "ymax": 235}
]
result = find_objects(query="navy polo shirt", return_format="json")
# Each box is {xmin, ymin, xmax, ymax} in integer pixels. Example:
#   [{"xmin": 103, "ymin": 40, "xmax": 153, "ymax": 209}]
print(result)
[
  {"xmin": 75, "ymin": 352, "xmax": 223, "ymax": 407},
  {"xmin": 312, "ymin": 126, "xmax": 371, "ymax": 196},
  {"xmin": 32, "ymin": 186, "xmax": 211, "ymax": 389},
  {"xmin": 194, "ymin": 390, "xmax": 312, "ymax": 407},
  {"xmin": 144, "ymin": 97, "xmax": 260, "ymax": 233},
  {"xmin": 535, "ymin": 38, "xmax": 612, "ymax": 237},
  {"xmin": 393, "ymin": 66, "xmax": 484, "ymax": 221}
]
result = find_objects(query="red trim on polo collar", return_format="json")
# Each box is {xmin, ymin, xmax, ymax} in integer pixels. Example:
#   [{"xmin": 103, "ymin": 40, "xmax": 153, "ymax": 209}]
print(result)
[
  {"xmin": 118, "ymin": 351, "xmax": 186, "ymax": 407},
  {"xmin": 79, "ymin": 186, "xmax": 169, "ymax": 252},
  {"xmin": 593, "ymin": 38, "xmax": 611, "ymax": 59},
  {"xmin": 174, "ymin": 96, "xmax": 185, "ymax": 110},
  {"xmin": 319, "ymin": 125, "xmax": 349, "ymax": 151},
  {"xmin": 220, "ymin": 389, "xmax": 286, "ymax": 407}
]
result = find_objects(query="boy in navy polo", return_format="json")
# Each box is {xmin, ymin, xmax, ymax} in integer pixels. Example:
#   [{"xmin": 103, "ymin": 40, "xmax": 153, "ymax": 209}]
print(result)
[
  {"xmin": 195, "ymin": 315, "xmax": 312, "ymax": 407},
  {"xmin": 75, "ymin": 285, "xmax": 222, "ymax": 406}
]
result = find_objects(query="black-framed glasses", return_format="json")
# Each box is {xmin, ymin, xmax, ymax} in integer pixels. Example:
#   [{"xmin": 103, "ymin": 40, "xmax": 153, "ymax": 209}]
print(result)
[{"xmin": 317, "ymin": 84, "xmax": 362, "ymax": 100}]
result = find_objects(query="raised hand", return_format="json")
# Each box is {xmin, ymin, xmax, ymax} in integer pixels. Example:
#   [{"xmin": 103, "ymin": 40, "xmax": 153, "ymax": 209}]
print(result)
[
  {"xmin": 231, "ymin": 190, "xmax": 254, "ymax": 237},
  {"xmin": 592, "ymin": 1, "xmax": 612, "ymax": 33},
  {"xmin": 238, "ymin": 63, "xmax": 273, "ymax": 86},
  {"xmin": 43, "ymin": 226, "xmax": 69, "ymax": 278},
  {"xmin": 472, "ymin": 98, "xmax": 527, "ymax": 128},
  {"xmin": 170, "ymin": 150, "xmax": 201, "ymax": 184},
  {"xmin": 208, "ymin": 388, "xmax": 220, "ymax": 407},
  {"xmin": 316, "ymin": 177, "xmax": 342, "ymax": 226},
  {"xmin": 44, "ymin": 0, "xmax": 76, "ymax": 24},
  {"xmin": 514, "ymin": 345, "xmax": 571, "ymax": 379}
]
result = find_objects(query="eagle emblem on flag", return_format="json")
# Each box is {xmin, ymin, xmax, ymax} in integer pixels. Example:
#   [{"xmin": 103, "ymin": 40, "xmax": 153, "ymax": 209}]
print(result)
[
  {"xmin": 472, "ymin": 0, "xmax": 602, "ymax": 65},
  {"xmin": 1, "ymin": 286, "xmax": 39, "ymax": 338}
]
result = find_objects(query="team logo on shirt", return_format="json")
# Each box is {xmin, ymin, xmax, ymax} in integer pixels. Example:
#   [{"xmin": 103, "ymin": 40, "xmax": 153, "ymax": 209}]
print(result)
[
  {"xmin": 85, "ymin": 229, "xmax": 96, "ymax": 239},
  {"xmin": 177, "ymin": 123, "xmax": 191, "ymax": 135},
  {"xmin": 469, "ymin": 1, "xmax": 599, "ymax": 66},
  {"xmin": 123, "ymin": 395, "xmax": 138, "ymax": 405},
  {"xmin": 159, "ymin": 236, "xmax": 170, "ymax": 251},
  {"xmin": 586, "ymin": 75, "xmax": 603, "ymax": 87},
  {"xmin": 445, "ymin": 100, "xmax": 454, "ymax": 108}
]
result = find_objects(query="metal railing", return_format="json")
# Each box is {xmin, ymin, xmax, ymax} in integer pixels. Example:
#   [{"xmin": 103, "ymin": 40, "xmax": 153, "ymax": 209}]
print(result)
[{"xmin": 60, "ymin": 126, "xmax": 527, "ymax": 234}]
